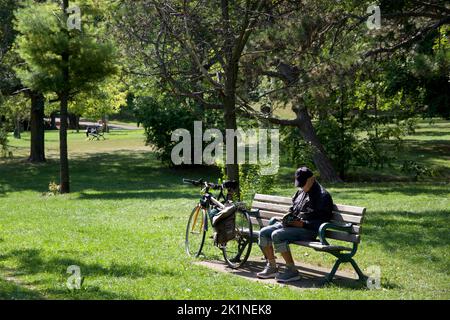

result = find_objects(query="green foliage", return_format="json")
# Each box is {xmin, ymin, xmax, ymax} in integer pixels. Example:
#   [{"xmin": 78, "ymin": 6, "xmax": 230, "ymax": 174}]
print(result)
[
  {"xmin": 135, "ymin": 95, "xmax": 197, "ymax": 164},
  {"xmin": 0, "ymin": 0, "xmax": 21, "ymax": 109},
  {"xmin": 0, "ymin": 93, "xmax": 29, "ymax": 130},
  {"xmin": 110, "ymin": 93, "xmax": 138, "ymax": 123},
  {"xmin": 134, "ymin": 83, "xmax": 223, "ymax": 164},
  {"xmin": 13, "ymin": 1, "xmax": 118, "ymax": 98},
  {"xmin": 216, "ymin": 159, "xmax": 276, "ymax": 202},
  {"xmin": 238, "ymin": 164, "xmax": 276, "ymax": 202},
  {"xmin": 316, "ymin": 116, "xmax": 357, "ymax": 177},
  {"xmin": 401, "ymin": 160, "xmax": 434, "ymax": 182},
  {"xmin": 68, "ymin": 75, "xmax": 128, "ymax": 119},
  {"xmin": 280, "ymin": 126, "xmax": 315, "ymax": 170},
  {"xmin": 45, "ymin": 181, "xmax": 60, "ymax": 196},
  {"xmin": 382, "ymin": 26, "xmax": 450, "ymax": 120}
]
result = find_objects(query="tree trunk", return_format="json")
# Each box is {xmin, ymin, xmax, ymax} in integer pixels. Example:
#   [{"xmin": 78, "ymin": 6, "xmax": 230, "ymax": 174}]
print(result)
[
  {"xmin": 102, "ymin": 115, "xmax": 109, "ymax": 133},
  {"xmin": 219, "ymin": 0, "xmax": 240, "ymax": 195},
  {"xmin": 75, "ymin": 114, "xmax": 80, "ymax": 133},
  {"xmin": 59, "ymin": 93, "xmax": 70, "ymax": 193},
  {"xmin": 59, "ymin": 0, "xmax": 70, "ymax": 194},
  {"xmin": 223, "ymin": 93, "xmax": 240, "ymax": 186},
  {"xmin": 13, "ymin": 117, "xmax": 21, "ymax": 139},
  {"xmin": 50, "ymin": 111, "xmax": 57, "ymax": 130},
  {"xmin": 295, "ymin": 107, "xmax": 343, "ymax": 183},
  {"xmin": 28, "ymin": 91, "xmax": 46, "ymax": 163},
  {"xmin": 68, "ymin": 113, "xmax": 77, "ymax": 130}
]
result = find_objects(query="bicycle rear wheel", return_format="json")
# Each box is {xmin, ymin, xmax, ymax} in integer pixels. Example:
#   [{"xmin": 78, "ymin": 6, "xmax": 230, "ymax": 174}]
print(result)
[
  {"xmin": 185, "ymin": 205, "xmax": 207, "ymax": 257},
  {"xmin": 222, "ymin": 210, "xmax": 253, "ymax": 269}
]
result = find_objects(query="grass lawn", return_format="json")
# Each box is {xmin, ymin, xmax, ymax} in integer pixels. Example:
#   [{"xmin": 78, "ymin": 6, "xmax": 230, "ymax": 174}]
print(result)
[{"xmin": 0, "ymin": 125, "xmax": 449, "ymax": 300}]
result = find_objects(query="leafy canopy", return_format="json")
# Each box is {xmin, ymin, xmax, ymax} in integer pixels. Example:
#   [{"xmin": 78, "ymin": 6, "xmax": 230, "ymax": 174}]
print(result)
[{"xmin": 13, "ymin": 1, "xmax": 118, "ymax": 98}]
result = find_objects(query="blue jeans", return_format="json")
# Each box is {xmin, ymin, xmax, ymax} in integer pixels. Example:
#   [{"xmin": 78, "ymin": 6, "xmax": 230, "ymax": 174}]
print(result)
[{"xmin": 258, "ymin": 222, "xmax": 317, "ymax": 253}]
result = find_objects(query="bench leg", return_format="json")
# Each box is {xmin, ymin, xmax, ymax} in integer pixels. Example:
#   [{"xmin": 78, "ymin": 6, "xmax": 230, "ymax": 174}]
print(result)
[
  {"xmin": 349, "ymin": 258, "xmax": 367, "ymax": 282},
  {"xmin": 324, "ymin": 259, "xmax": 341, "ymax": 283}
]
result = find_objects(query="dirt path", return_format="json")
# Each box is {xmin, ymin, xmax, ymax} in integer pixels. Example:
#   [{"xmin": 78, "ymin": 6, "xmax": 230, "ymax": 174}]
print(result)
[{"xmin": 54, "ymin": 118, "xmax": 140, "ymax": 130}]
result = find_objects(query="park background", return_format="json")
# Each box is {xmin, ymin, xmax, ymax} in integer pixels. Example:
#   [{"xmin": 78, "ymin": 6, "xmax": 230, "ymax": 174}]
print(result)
[{"xmin": 0, "ymin": 0, "xmax": 449, "ymax": 299}]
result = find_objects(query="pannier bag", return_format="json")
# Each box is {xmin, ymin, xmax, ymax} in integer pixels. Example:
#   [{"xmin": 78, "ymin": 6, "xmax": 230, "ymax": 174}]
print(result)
[{"xmin": 211, "ymin": 204, "xmax": 237, "ymax": 246}]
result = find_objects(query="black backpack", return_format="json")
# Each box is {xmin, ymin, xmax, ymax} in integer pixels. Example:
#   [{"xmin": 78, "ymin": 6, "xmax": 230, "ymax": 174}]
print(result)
[{"xmin": 211, "ymin": 204, "xmax": 237, "ymax": 246}]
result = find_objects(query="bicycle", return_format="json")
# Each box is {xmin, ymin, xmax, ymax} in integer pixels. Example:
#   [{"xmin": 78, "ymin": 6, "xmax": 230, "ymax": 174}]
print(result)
[{"xmin": 183, "ymin": 178, "xmax": 255, "ymax": 269}]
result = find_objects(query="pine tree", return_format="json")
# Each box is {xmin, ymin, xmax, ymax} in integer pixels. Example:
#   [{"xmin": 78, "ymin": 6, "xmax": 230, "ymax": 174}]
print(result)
[{"xmin": 14, "ymin": 0, "xmax": 118, "ymax": 193}]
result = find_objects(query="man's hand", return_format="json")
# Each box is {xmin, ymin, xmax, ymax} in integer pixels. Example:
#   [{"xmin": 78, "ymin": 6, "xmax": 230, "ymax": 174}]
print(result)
[{"xmin": 282, "ymin": 212, "xmax": 305, "ymax": 228}]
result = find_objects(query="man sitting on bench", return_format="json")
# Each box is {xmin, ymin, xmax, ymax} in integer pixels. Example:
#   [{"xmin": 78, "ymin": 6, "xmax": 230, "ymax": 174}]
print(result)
[{"xmin": 256, "ymin": 167, "xmax": 334, "ymax": 283}]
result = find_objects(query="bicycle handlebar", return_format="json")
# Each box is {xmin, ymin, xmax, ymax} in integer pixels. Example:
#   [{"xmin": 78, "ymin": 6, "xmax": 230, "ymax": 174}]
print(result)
[{"xmin": 182, "ymin": 178, "xmax": 221, "ymax": 190}]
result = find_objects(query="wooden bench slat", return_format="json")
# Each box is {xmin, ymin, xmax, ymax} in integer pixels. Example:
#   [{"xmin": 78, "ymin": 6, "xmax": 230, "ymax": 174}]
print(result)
[
  {"xmin": 250, "ymin": 216, "xmax": 361, "ymax": 234},
  {"xmin": 251, "ymin": 210, "xmax": 364, "ymax": 227},
  {"xmin": 254, "ymin": 210, "xmax": 285, "ymax": 219},
  {"xmin": 345, "ymin": 225, "xmax": 361, "ymax": 234},
  {"xmin": 254, "ymin": 194, "xmax": 292, "ymax": 205},
  {"xmin": 334, "ymin": 204, "xmax": 366, "ymax": 216},
  {"xmin": 254, "ymin": 194, "xmax": 366, "ymax": 216},
  {"xmin": 325, "ymin": 230, "xmax": 360, "ymax": 243},
  {"xmin": 251, "ymin": 201, "xmax": 291, "ymax": 213},
  {"xmin": 325, "ymin": 223, "xmax": 361, "ymax": 234},
  {"xmin": 250, "ymin": 218, "xmax": 359, "ymax": 243},
  {"xmin": 332, "ymin": 212, "xmax": 363, "ymax": 225},
  {"xmin": 294, "ymin": 241, "xmax": 353, "ymax": 252}
]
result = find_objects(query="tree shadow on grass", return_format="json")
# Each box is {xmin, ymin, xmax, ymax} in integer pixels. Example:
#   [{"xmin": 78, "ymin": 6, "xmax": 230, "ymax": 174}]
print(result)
[
  {"xmin": 329, "ymin": 183, "xmax": 450, "ymax": 197},
  {"xmin": 0, "ymin": 277, "xmax": 46, "ymax": 300},
  {"xmin": 0, "ymin": 151, "xmax": 221, "ymax": 196},
  {"xmin": 3, "ymin": 248, "xmax": 178, "ymax": 279},
  {"xmin": 0, "ymin": 248, "xmax": 179, "ymax": 299},
  {"xmin": 363, "ymin": 209, "xmax": 450, "ymax": 273},
  {"xmin": 410, "ymin": 131, "xmax": 450, "ymax": 138},
  {"xmin": 77, "ymin": 190, "xmax": 199, "ymax": 201}
]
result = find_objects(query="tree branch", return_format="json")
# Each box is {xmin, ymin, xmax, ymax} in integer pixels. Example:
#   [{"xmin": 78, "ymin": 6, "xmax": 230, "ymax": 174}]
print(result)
[{"xmin": 363, "ymin": 15, "xmax": 450, "ymax": 58}]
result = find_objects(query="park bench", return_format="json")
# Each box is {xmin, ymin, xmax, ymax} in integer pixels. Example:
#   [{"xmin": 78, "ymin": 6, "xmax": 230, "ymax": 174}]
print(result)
[
  {"xmin": 249, "ymin": 193, "xmax": 367, "ymax": 283},
  {"xmin": 86, "ymin": 126, "xmax": 105, "ymax": 141}
]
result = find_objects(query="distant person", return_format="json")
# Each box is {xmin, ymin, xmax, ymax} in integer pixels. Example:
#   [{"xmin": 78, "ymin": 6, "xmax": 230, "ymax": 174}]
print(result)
[{"xmin": 256, "ymin": 167, "xmax": 334, "ymax": 283}]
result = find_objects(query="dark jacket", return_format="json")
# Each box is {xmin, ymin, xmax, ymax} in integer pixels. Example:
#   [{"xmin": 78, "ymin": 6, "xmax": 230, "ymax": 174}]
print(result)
[{"xmin": 288, "ymin": 181, "xmax": 333, "ymax": 232}]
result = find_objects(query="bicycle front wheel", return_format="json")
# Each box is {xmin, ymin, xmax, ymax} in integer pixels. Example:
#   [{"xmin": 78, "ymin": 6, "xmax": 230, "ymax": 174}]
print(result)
[
  {"xmin": 185, "ymin": 205, "xmax": 207, "ymax": 257},
  {"xmin": 222, "ymin": 210, "xmax": 253, "ymax": 269}
]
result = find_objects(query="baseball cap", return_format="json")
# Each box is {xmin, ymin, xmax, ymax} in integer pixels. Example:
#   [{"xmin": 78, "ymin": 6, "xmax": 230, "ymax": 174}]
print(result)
[{"xmin": 294, "ymin": 167, "xmax": 313, "ymax": 187}]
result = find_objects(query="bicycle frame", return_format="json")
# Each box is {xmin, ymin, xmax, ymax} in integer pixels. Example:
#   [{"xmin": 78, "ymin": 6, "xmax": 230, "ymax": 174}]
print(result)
[{"xmin": 191, "ymin": 185, "xmax": 227, "ymax": 234}]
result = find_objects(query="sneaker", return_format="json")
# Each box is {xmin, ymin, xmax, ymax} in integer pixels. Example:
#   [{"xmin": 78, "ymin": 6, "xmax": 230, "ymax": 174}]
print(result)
[
  {"xmin": 256, "ymin": 263, "xmax": 278, "ymax": 279},
  {"xmin": 276, "ymin": 267, "xmax": 301, "ymax": 283}
]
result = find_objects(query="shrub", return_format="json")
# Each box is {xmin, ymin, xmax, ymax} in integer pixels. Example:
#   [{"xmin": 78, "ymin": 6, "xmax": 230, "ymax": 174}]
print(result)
[
  {"xmin": 401, "ymin": 160, "xmax": 434, "ymax": 181},
  {"xmin": 135, "ymin": 95, "xmax": 222, "ymax": 165},
  {"xmin": 239, "ymin": 164, "xmax": 276, "ymax": 202},
  {"xmin": 218, "ymin": 161, "xmax": 275, "ymax": 202}
]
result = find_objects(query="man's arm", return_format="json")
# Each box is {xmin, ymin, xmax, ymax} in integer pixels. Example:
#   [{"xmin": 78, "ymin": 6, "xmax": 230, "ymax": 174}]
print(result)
[{"xmin": 303, "ymin": 193, "xmax": 333, "ymax": 231}]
